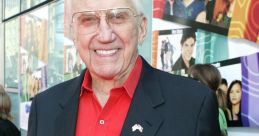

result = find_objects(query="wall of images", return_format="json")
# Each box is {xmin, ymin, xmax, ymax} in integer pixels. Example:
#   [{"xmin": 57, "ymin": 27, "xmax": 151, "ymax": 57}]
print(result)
[
  {"xmin": 153, "ymin": 0, "xmax": 259, "ymax": 127},
  {"xmin": 157, "ymin": 0, "xmax": 259, "ymax": 43}
]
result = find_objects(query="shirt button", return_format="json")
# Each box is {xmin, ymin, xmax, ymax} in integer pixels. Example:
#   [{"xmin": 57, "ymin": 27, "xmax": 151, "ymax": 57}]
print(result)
[{"xmin": 99, "ymin": 120, "xmax": 105, "ymax": 125}]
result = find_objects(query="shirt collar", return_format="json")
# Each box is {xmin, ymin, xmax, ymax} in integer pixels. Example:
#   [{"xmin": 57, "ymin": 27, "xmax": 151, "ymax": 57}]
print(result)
[{"xmin": 81, "ymin": 56, "xmax": 142, "ymax": 98}]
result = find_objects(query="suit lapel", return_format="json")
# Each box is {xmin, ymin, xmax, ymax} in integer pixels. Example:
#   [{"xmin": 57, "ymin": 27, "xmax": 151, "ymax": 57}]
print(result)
[
  {"xmin": 54, "ymin": 70, "xmax": 85, "ymax": 136},
  {"xmin": 121, "ymin": 59, "xmax": 164, "ymax": 136}
]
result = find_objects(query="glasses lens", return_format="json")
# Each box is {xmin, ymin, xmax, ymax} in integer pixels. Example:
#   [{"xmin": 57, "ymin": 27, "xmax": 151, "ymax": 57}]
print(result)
[
  {"xmin": 73, "ymin": 12, "xmax": 99, "ymax": 34},
  {"xmin": 107, "ymin": 8, "xmax": 134, "ymax": 24}
]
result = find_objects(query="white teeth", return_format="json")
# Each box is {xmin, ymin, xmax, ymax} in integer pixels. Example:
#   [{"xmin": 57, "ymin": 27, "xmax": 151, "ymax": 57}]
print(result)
[{"xmin": 96, "ymin": 49, "xmax": 118, "ymax": 55}]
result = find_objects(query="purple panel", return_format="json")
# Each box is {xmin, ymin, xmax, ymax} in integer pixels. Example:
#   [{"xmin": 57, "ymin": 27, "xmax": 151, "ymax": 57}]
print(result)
[
  {"xmin": 241, "ymin": 52, "xmax": 259, "ymax": 127},
  {"xmin": 41, "ymin": 66, "xmax": 48, "ymax": 90},
  {"xmin": 241, "ymin": 56, "xmax": 249, "ymax": 126}
]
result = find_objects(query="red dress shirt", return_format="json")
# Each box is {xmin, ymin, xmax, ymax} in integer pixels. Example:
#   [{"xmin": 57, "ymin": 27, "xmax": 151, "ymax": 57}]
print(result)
[{"xmin": 75, "ymin": 56, "xmax": 142, "ymax": 136}]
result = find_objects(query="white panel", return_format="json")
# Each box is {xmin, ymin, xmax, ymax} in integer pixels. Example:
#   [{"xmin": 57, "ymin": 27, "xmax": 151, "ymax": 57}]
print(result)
[
  {"xmin": 0, "ymin": 22, "xmax": 3, "ymax": 85},
  {"xmin": 228, "ymin": 128, "xmax": 259, "ymax": 136}
]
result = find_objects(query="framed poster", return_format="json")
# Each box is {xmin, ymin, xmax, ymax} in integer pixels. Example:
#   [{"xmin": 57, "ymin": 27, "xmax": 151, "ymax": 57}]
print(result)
[
  {"xmin": 153, "ymin": 28, "xmax": 197, "ymax": 76},
  {"xmin": 153, "ymin": 0, "xmax": 237, "ymax": 35},
  {"xmin": 214, "ymin": 54, "xmax": 259, "ymax": 128},
  {"xmin": 164, "ymin": 0, "xmax": 236, "ymax": 28}
]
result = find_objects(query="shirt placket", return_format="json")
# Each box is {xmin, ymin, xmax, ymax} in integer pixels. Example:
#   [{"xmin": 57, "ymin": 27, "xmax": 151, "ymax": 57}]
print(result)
[{"xmin": 93, "ymin": 88, "xmax": 124, "ymax": 136}]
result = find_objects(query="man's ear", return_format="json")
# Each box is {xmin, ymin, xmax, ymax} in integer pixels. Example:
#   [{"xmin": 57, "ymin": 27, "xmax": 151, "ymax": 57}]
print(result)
[
  {"xmin": 138, "ymin": 16, "xmax": 147, "ymax": 45},
  {"xmin": 70, "ymin": 25, "xmax": 75, "ymax": 40},
  {"xmin": 70, "ymin": 24, "xmax": 79, "ymax": 48}
]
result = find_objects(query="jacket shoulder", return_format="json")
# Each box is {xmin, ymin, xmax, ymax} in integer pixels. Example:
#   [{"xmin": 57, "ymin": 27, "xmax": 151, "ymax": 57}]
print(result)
[
  {"xmin": 34, "ymin": 72, "xmax": 84, "ymax": 104},
  {"xmin": 150, "ymin": 68, "xmax": 215, "ymax": 109}
]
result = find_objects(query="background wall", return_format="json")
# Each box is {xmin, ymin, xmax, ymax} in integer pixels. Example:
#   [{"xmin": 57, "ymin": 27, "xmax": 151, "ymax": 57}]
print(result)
[
  {"xmin": 0, "ymin": 0, "xmax": 4, "ymax": 85},
  {"xmin": 138, "ymin": 0, "xmax": 152, "ymax": 63},
  {"xmin": 228, "ymin": 128, "xmax": 259, "ymax": 136},
  {"xmin": 1, "ymin": 0, "xmax": 259, "ymax": 136}
]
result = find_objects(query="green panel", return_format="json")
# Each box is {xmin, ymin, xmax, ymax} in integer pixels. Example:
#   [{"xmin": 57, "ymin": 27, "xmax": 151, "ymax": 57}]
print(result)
[
  {"xmin": 196, "ymin": 29, "xmax": 229, "ymax": 64},
  {"xmin": 7, "ymin": 92, "xmax": 19, "ymax": 128},
  {"xmin": 138, "ymin": 0, "xmax": 152, "ymax": 64}
]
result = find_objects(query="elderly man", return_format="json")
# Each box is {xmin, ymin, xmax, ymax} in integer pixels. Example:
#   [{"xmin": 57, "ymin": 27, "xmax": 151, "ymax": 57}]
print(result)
[{"xmin": 28, "ymin": 0, "xmax": 220, "ymax": 136}]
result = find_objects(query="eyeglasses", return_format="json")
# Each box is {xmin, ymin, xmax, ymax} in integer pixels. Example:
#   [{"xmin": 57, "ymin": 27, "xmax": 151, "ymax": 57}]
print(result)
[{"xmin": 71, "ymin": 8, "xmax": 142, "ymax": 35}]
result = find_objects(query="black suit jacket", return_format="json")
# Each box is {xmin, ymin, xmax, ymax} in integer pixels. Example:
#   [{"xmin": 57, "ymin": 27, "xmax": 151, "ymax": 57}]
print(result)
[
  {"xmin": 28, "ymin": 58, "xmax": 220, "ymax": 136},
  {"xmin": 0, "ymin": 119, "xmax": 21, "ymax": 136}
]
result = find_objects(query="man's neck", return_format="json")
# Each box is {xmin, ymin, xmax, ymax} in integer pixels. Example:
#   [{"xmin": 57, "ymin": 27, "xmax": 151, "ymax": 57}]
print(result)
[
  {"xmin": 182, "ymin": 56, "xmax": 190, "ymax": 68},
  {"xmin": 91, "ymin": 75, "xmax": 126, "ymax": 108},
  {"xmin": 90, "ymin": 64, "xmax": 134, "ymax": 107}
]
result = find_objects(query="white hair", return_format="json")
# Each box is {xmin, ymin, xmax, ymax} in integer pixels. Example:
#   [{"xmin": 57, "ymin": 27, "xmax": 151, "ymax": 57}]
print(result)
[{"xmin": 131, "ymin": 0, "xmax": 145, "ymax": 15}]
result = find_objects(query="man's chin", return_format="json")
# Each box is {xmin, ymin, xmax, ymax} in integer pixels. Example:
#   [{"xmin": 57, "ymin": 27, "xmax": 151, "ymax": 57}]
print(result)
[
  {"xmin": 183, "ymin": 58, "xmax": 191, "ymax": 62},
  {"xmin": 186, "ymin": 57, "xmax": 192, "ymax": 61},
  {"xmin": 94, "ymin": 68, "xmax": 120, "ymax": 80}
]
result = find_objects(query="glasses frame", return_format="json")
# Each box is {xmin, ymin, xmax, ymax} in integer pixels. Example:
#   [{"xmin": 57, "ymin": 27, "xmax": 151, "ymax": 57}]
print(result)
[{"xmin": 70, "ymin": 7, "xmax": 143, "ymax": 35}]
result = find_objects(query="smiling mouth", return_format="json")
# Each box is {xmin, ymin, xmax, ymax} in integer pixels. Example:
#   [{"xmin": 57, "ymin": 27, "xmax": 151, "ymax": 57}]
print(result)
[{"xmin": 95, "ymin": 49, "xmax": 119, "ymax": 56}]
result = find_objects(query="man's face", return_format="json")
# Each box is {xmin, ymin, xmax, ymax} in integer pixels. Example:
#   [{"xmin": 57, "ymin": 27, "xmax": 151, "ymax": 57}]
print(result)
[
  {"xmin": 181, "ymin": 37, "xmax": 195, "ymax": 62},
  {"xmin": 72, "ymin": 0, "xmax": 147, "ymax": 80}
]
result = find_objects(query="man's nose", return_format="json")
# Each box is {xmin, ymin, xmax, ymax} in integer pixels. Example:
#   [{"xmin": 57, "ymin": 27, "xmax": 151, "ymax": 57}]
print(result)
[
  {"xmin": 188, "ymin": 46, "xmax": 193, "ymax": 51},
  {"xmin": 96, "ymin": 17, "xmax": 116, "ymax": 43}
]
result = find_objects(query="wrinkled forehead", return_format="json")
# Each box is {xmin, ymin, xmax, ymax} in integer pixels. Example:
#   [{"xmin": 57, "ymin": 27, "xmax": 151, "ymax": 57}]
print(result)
[{"xmin": 71, "ymin": 0, "xmax": 136, "ymax": 12}]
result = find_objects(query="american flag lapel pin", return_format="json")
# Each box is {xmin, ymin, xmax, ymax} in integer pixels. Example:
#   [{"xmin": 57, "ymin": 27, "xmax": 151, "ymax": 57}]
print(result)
[{"xmin": 132, "ymin": 124, "xmax": 143, "ymax": 133}]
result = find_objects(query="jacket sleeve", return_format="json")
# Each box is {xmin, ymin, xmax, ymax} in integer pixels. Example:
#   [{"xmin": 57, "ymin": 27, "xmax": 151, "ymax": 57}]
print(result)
[
  {"xmin": 27, "ymin": 96, "xmax": 38, "ymax": 136},
  {"xmin": 196, "ymin": 90, "xmax": 221, "ymax": 136}
]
